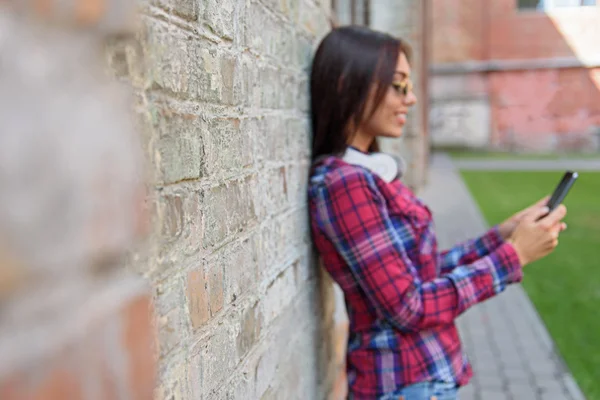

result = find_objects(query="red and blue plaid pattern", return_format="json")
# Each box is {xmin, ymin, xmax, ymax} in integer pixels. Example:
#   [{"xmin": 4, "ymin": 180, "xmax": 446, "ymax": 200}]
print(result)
[{"xmin": 309, "ymin": 156, "xmax": 522, "ymax": 399}]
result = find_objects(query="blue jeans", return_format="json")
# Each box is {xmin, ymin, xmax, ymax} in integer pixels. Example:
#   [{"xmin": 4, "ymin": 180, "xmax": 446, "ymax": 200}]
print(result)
[{"xmin": 374, "ymin": 381, "xmax": 459, "ymax": 400}]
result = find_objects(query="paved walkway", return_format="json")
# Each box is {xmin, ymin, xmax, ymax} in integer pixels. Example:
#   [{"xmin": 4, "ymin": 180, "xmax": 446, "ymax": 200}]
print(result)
[
  {"xmin": 453, "ymin": 158, "xmax": 600, "ymax": 171},
  {"xmin": 419, "ymin": 153, "xmax": 587, "ymax": 400}
]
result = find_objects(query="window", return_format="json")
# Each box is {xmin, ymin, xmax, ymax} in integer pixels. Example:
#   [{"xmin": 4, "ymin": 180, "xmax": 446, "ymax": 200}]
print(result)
[
  {"xmin": 518, "ymin": 0, "xmax": 596, "ymax": 10},
  {"xmin": 332, "ymin": 0, "xmax": 371, "ymax": 26}
]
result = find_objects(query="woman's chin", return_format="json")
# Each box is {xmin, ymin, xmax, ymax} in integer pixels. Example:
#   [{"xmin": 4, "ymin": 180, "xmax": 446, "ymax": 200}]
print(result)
[{"xmin": 378, "ymin": 128, "xmax": 404, "ymax": 139}]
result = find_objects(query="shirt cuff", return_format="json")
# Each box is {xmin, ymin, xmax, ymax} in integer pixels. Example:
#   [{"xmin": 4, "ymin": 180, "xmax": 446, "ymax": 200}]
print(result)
[
  {"xmin": 489, "ymin": 241, "xmax": 524, "ymax": 291},
  {"xmin": 479, "ymin": 225, "xmax": 505, "ymax": 252}
]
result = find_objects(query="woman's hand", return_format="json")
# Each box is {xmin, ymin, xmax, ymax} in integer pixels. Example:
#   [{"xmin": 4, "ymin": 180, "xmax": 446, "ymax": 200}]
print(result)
[
  {"xmin": 507, "ymin": 205, "xmax": 567, "ymax": 266},
  {"xmin": 498, "ymin": 196, "xmax": 549, "ymax": 240}
]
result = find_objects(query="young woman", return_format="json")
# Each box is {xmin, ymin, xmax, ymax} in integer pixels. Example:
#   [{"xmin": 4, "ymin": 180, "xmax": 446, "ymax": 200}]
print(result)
[{"xmin": 308, "ymin": 26, "xmax": 567, "ymax": 400}]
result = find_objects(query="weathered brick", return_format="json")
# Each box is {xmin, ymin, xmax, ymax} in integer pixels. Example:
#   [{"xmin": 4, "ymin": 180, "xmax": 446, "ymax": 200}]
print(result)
[
  {"xmin": 203, "ymin": 177, "xmax": 257, "ymax": 247},
  {"xmin": 153, "ymin": 360, "xmax": 189, "ymax": 400},
  {"xmin": 293, "ymin": 247, "xmax": 317, "ymax": 285},
  {"xmin": 155, "ymin": 188, "xmax": 203, "ymax": 264},
  {"xmin": 203, "ymin": 117, "xmax": 254, "ymax": 178},
  {"xmin": 210, "ymin": 358, "xmax": 256, "ymax": 400},
  {"xmin": 252, "ymin": 116, "xmax": 286, "ymax": 162},
  {"xmin": 155, "ymin": 301, "xmax": 187, "ymax": 359},
  {"xmin": 295, "ymin": 76, "xmax": 310, "ymax": 112},
  {"xmin": 261, "ymin": 265, "xmax": 297, "ymax": 326},
  {"xmin": 298, "ymin": 0, "xmax": 330, "ymax": 38},
  {"xmin": 245, "ymin": 2, "xmax": 295, "ymax": 65},
  {"xmin": 256, "ymin": 66, "xmax": 281, "ymax": 109},
  {"xmin": 186, "ymin": 261, "xmax": 224, "ymax": 330},
  {"xmin": 236, "ymin": 58, "xmax": 256, "ymax": 107},
  {"xmin": 238, "ymin": 60, "xmax": 300, "ymax": 109},
  {"xmin": 254, "ymin": 345, "xmax": 278, "ymax": 398},
  {"xmin": 143, "ymin": 22, "xmax": 192, "ymax": 94},
  {"xmin": 159, "ymin": 193, "xmax": 184, "ymax": 240},
  {"xmin": 153, "ymin": 0, "xmax": 198, "ymax": 20},
  {"xmin": 200, "ymin": 324, "xmax": 238, "ymax": 392},
  {"xmin": 281, "ymin": 0, "xmax": 300, "ymax": 22},
  {"xmin": 196, "ymin": 49, "xmax": 238, "ymax": 105},
  {"xmin": 284, "ymin": 116, "xmax": 311, "ymax": 161},
  {"xmin": 122, "ymin": 295, "xmax": 157, "ymax": 400},
  {"xmin": 199, "ymin": 0, "xmax": 235, "ymax": 40},
  {"xmin": 152, "ymin": 108, "xmax": 203, "ymax": 184},
  {"xmin": 186, "ymin": 268, "xmax": 210, "ymax": 328},
  {"xmin": 207, "ymin": 262, "xmax": 224, "ymax": 316},
  {"xmin": 144, "ymin": 22, "xmax": 236, "ymax": 105},
  {"xmin": 285, "ymin": 163, "xmax": 309, "ymax": 207},
  {"xmin": 255, "ymin": 167, "xmax": 289, "ymax": 219},
  {"xmin": 186, "ymin": 352, "xmax": 203, "ymax": 400},
  {"xmin": 236, "ymin": 301, "xmax": 262, "ymax": 358},
  {"xmin": 215, "ymin": 237, "xmax": 259, "ymax": 304},
  {"xmin": 257, "ymin": 210, "xmax": 308, "ymax": 278},
  {"xmin": 281, "ymin": 74, "xmax": 299, "ymax": 109},
  {"xmin": 295, "ymin": 35, "xmax": 314, "ymax": 70},
  {"xmin": 220, "ymin": 55, "xmax": 238, "ymax": 105}
]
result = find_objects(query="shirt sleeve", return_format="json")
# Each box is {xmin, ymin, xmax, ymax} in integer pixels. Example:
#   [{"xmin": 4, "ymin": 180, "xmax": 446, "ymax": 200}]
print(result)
[
  {"xmin": 437, "ymin": 226, "xmax": 505, "ymax": 275},
  {"xmin": 314, "ymin": 167, "xmax": 522, "ymax": 333}
]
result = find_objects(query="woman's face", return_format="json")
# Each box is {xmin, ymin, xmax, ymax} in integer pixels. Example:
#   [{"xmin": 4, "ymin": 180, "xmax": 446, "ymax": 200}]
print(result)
[{"xmin": 359, "ymin": 52, "xmax": 418, "ymax": 140}]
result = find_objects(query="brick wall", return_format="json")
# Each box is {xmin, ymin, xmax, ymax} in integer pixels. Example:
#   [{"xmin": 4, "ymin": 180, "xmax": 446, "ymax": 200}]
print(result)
[
  {"xmin": 107, "ymin": 0, "xmax": 340, "ymax": 398},
  {"xmin": 1, "ymin": 0, "xmax": 341, "ymax": 399},
  {"xmin": 429, "ymin": 0, "xmax": 600, "ymax": 152},
  {"xmin": 432, "ymin": 0, "xmax": 600, "ymax": 63},
  {"xmin": 0, "ymin": 1, "xmax": 430, "ymax": 399},
  {"xmin": 0, "ymin": 2, "xmax": 157, "ymax": 399},
  {"xmin": 489, "ymin": 67, "xmax": 600, "ymax": 151}
]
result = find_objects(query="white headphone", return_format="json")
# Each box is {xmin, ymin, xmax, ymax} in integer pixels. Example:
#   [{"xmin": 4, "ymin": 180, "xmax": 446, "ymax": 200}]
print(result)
[{"xmin": 342, "ymin": 147, "xmax": 405, "ymax": 183}]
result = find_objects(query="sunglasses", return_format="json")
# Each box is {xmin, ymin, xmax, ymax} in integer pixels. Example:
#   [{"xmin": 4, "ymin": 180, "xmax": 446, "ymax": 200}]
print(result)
[{"xmin": 391, "ymin": 79, "xmax": 413, "ymax": 96}]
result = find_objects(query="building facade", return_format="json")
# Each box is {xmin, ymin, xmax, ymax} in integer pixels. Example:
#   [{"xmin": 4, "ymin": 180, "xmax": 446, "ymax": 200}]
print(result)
[{"xmin": 430, "ymin": 0, "xmax": 600, "ymax": 153}]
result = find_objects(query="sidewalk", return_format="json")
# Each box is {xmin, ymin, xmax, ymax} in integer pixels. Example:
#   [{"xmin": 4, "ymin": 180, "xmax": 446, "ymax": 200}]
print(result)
[
  {"xmin": 418, "ymin": 153, "xmax": 587, "ymax": 400},
  {"xmin": 453, "ymin": 158, "xmax": 600, "ymax": 171}
]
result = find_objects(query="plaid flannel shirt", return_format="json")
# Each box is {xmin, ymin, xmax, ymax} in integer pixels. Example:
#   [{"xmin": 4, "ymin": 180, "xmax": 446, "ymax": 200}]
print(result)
[{"xmin": 308, "ymin": 156, "xmax": 523, "ymax": 399}]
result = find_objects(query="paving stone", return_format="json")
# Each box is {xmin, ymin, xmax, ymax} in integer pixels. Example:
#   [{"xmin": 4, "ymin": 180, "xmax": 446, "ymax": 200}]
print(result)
[
  {"xmin": 477, "ymin": 375, "xmax": 504, "ymax": 390},
  {"xmin": 507, "ymin": 382, "xmax": 539, "ymax": 400},
  {"xmin": 459, "ymin": 383, "xmax": 477, "ymax": 400},
  {"xmin": 478, "ymin": 389, "xmax": 510, "ymax": 400}
]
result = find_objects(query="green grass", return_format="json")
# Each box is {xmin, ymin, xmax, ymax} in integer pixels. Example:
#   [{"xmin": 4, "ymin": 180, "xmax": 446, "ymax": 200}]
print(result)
[
  {"xmin": 446, "ymin": 149, "xmax": 600, "ymax": 161},
  {"xmin": 460, "ymin": 170, "xmax": 600, "ymax": 399}
]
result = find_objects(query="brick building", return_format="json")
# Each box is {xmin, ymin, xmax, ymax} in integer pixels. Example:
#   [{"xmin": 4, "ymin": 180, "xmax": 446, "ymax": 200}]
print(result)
[{"xmin": 430, "ymin": 0, "xmax": 600, "ymax": 153}]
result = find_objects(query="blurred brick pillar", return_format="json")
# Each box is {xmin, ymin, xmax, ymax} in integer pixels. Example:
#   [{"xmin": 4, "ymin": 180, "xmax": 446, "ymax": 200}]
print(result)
[
  {"xmin": 0, "ymin": 1, "xmax": 156, "ymax": 399},
  {"xmin": 371, "ymin": 0, "xmax": 430, "ymax": 191}
]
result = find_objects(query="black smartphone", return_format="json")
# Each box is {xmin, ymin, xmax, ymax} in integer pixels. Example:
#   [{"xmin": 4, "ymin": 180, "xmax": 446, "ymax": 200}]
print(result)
[{"xmin": 541, "ymin": 171, "xmax": 578, "ymax": 218}]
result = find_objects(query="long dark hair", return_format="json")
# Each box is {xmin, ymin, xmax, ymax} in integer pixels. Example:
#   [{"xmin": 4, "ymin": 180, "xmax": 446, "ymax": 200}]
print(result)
[{"xmin": 310, "ymin": 26, "xmax": 411, "ymax": 160}]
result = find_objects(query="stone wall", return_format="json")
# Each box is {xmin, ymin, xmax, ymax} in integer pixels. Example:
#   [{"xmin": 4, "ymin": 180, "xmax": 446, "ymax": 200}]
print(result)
[
  {"xmin": 0, "ymin": 1, "xmax": 432, "ymax": 398},
  {"xmin": 108, "ymin": 0, "xmax": 340, "ymax": 398},
  {"xmin": 0, "ymin": 0, "xmax": 342, "ymax": 399}
]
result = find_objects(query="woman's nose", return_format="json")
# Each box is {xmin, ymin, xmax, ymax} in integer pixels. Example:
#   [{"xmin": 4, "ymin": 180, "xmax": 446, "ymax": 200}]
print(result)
[{"xmin": 404, "ymin": 90, "xmax": 417, "ymax": 106}]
